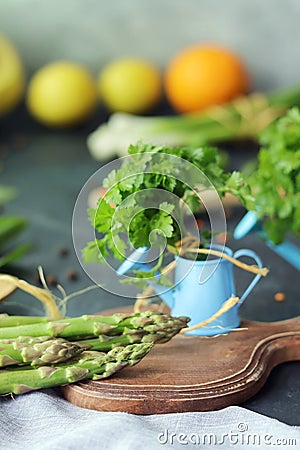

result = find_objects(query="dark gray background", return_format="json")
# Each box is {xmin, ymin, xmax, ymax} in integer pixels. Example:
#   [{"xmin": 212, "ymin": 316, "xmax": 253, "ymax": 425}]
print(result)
[{"xmin": 1, "ymin": 0, "xmax": 300, "ymax": 92}]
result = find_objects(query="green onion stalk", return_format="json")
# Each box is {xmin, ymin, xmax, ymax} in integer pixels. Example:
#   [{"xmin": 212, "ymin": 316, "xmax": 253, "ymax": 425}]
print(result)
[{"xmin": 87, "ymin": 86, "xmax": 300, "ymax": 160}]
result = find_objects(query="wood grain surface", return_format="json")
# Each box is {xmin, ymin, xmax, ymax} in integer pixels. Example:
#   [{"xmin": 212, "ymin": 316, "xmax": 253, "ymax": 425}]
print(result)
[{"xmin": 61, "ymin": 307, "xmax": 300, "ymax": 414}]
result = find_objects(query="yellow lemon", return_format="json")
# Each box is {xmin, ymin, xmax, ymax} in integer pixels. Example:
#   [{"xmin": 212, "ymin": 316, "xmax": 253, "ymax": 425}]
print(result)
[
  {"xmin": 98, "ymin": 58, "xmax": 162, "ymax": 114},
  {"xmin": 27, "ymin": 61, "xmax": 98, "ymax": 127},
  {"xmin": 0, "ymin": 34, "xmax": 25, "ymax": 117}
]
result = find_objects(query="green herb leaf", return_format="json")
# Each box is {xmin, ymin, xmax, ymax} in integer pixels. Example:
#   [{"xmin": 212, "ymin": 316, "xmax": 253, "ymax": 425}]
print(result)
[
  {"xmin": 149, "ymin": 211, "xmax": 174, "ymax": 240},
  {"xmin": 84, "ymin": 141, "xmax": 253, "ymax": 288},
  {"xmin": 0, "ymin": 243, "xmax": 32, "ymax": 268},
  {"xmin": 83, "ymin": 240, "xmax": 105, "ymax": 263},
  {"xmin": 248, "ymin": 107, "xmax": 300, "ymax": 243},
  {"xmin": 92, "ymin": 200, "xmax": 115, "ymax": 233},
  {"xmin": 0, "ymin": 216, "xmax": 27, "ymax": 248}
]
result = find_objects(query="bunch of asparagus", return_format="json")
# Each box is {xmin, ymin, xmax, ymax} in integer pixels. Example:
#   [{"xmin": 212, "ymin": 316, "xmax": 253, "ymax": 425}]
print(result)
[{"xmin": 0, "ymin": 311, "xmax": 189, "ymax": 395}]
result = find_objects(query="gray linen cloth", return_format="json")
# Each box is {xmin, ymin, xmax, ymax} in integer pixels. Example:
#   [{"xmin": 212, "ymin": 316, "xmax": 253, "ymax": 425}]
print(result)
[{"xmin": 0, "ymin": 390, "xmax": 299, "ymax": 450}]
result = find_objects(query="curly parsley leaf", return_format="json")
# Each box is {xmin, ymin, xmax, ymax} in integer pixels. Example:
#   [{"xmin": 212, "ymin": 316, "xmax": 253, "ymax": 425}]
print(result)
[
  {"xmin": 248, "ymin": 107, "xmax": 300, "ymax": 244},
  {"xmin": 84, "ymin": 142, "xmax": 253, "ymax": 285}
]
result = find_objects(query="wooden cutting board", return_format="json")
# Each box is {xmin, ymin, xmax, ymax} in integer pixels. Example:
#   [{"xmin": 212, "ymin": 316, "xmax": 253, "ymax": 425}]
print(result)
[{"xmin": 61, "ymin": 307, "xmax": 300, "ymax": 414}]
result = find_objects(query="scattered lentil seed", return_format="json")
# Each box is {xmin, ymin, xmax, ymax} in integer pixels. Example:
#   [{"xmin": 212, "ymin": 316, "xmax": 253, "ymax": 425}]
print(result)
[
  {"xmin": 46, "ymin": 275, "xmax": 57, "ymax": 286},
  {"xmin": 58, "ymin": 246, "xmax": 69, "ymax": 257},
  {"xmin": 67, "ymin": 269, "xmax": 79, "ymax": 281},
  {"xmin": 274, "ymin": 292, "xmax": 286, "ymax": 302}
]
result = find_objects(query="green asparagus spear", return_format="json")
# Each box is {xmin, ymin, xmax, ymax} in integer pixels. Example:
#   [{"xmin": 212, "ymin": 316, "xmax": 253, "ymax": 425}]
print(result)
[
  {"xmin": 0, "ymin": 312, "xmax": 190, "ymax": 340},
  {"xmin": 0, "ymin": 314, "xmax": 51, "ymax": 327},
  {"xmin": 0, "ymin": 343, "xmax": 153, "ymax": 395},
  {"xmin": 0, "ymin": 336, "xmax": 84, "ymax": 367},
  {"xmin": 0, "ymin": 312, "xmax": 188, "ymax": 369},
  {"xmin": 77, "ymin": 323, "xmax": 188, "ymax": 351}
]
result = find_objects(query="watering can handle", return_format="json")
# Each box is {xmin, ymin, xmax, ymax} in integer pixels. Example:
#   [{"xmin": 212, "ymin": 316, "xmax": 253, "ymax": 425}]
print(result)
[{"xmin": 233, "ymin": 248, "xmax": 263, "ymax": 304}]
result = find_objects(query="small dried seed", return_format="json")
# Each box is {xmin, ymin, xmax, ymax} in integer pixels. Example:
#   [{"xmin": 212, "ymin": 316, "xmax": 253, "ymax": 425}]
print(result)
[
  {"xmin": 46, "ymin": 275, "xmax": 57, "ymax": 286},
  {"xmin": 274, "ymin": 292, "xmax": 286, "ymax": 302},
  {"xmin": 67, "ymin": 269, "xmax": 79, "ymax": 281},
  {"xmin": 58, "ymin": 246, "xmax": 69, "ymax": 257}
]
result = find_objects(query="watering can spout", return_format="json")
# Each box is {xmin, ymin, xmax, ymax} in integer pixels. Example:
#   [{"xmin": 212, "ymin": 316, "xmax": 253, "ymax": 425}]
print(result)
[{"xmin": 116, "ymin": 247, "xmax": 175, "ymax": 309}]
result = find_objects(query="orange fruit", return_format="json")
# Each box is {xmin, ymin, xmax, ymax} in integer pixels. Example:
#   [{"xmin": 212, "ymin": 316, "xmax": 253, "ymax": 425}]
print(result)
[{"xmin": 164, "ymin": 44, "xmax": 250, "ymax": 113}]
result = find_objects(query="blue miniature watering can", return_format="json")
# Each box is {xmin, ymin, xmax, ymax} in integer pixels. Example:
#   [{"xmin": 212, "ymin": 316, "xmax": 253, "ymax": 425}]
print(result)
[
  {"xmin": 117, "ymin": 245, "xmax": 264, "ymax": 336},
  {"xmin": 234, "ymin": 211, "xmax": 300, "ymax": 271}
]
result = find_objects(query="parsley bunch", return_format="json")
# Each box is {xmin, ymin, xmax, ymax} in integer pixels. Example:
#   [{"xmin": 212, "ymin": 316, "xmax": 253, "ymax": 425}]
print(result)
[
  {"xmin": 249, "ymin": 108, "xmax": 300, "ymax": 244},
  {"xmin": 84, "ymin": 143, "xmax": 253, "ymax": 287}
]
